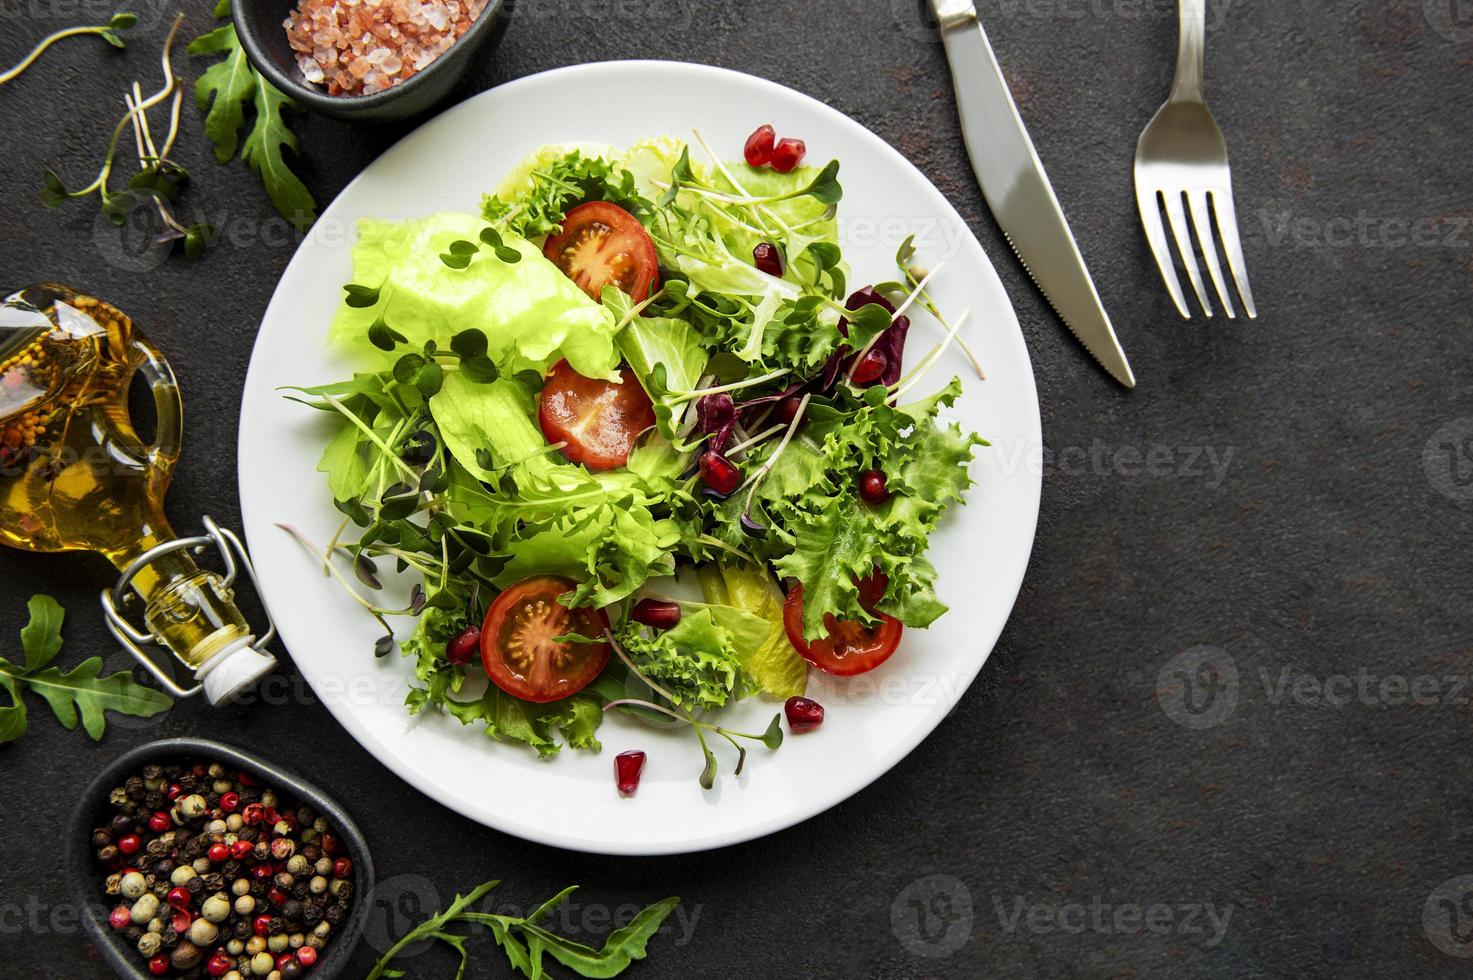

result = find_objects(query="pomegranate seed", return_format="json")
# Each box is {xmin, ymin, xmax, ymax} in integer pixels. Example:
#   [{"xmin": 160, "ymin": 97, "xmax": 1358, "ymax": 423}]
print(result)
[
  {"xmin": 148, "ymin": 811, "xmax": 171, "ymax": 833},
  {"xmin": 771, "ymin": 137, "xmax": 806, "ymax": 173},
  {"xmin": 253, "ymin": 915, "xmax": 273, "ymax": 936},
  {"xmin": 165, "ymin": 783, "xmax": 183, "ymax": 800},
  {"xmin": 231, "ymin": 840, "xmax": 255, "ymax": 860},
  {"xmin": 859, "ymin": 470, "xmax": 890, "ymax": 504},
  {"xmin": 241, "ymin": 803, "xmax": 265, "ymax": 826},
  {"xmin": 777, "ymin": 396, "xmax": 804, "ymax": 424},
  {"xmin": 206, "ymin": 952, "xmax": 233, "ymax": 976},
  {"xmin": 166, "ymin": 887, "xmax": 191, "ymax": 909},
  {"xmin": 333, "ymin": 857, "xmax": 353, "ymax": 879},
  {"xmin": 108, "ymin": 906, "xmax": 131, "ymax": 930},
  {"xmin": 785, "ymin": 696, "xmax": 825, "ymax": 732},
  {"xmin": 296, "ymin": 945, "xmax": 318, "ymax": 967},
  {"xmin": 743, "ymin": 124, "xmax": 776, "ymax": 167},
  {"xmin": 219, "ymin": 792, "xmax": 240, "ymax": 812},
  {"xmin": 752, "ymin": 242, "xmax": 784, "ymax": 277},
  {"xmin": 207, "ymin": 843, "xmax": 229, "ymax": 863},
  {"xmin": 148, "ymin": 954, "xmax": 170, "ymax": 976},
  {"xmin": 615, "ymin": 750, "xmax": 647, "ymax": 795},
  {"xmin": 632, "ymin": 598, "xmax": 681, "ymax": 630},
  {"xmin": 851, "ymin": 348, "xmax": 887, "ymax": 385},
  {"xmin": 446, "ymin": 626, "xmax": 481, "ymax": 666},
  {"xmin": 698, "ymin": 451, "xmax": 741, "ymax": 496}
]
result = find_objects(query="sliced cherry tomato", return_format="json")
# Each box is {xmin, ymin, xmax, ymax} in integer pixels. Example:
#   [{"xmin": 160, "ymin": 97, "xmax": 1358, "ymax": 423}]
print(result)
[
  {"xmin": 481, "ymin": 575, "xmax": 611, "ymax": 703},
  {"xmin": 538, "ymin": 359, "xmax": 656, "ymax": 471},
  {"xmin": 782, "ymin": 573, "xmax": 903, "ymax": 676},
  {"xmin": 543, "ymin": 201, "xmax": 659, "ymax": 303}
]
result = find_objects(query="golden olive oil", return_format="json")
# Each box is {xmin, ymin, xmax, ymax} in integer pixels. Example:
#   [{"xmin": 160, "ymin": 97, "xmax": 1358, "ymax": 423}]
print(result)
[{"xmin": 0, "ymin": 284, "xmax": 270, "ymax": 700}]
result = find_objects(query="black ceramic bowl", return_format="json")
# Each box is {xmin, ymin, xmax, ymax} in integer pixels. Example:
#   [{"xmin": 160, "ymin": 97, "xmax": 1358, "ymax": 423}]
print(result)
[
  {"xmin": 234, "ymin": 0, "xmax": 512, "ymax": 121},
  {"xmin": 67, "ymin": 738, "xmax": 374, "ymax": 980}
]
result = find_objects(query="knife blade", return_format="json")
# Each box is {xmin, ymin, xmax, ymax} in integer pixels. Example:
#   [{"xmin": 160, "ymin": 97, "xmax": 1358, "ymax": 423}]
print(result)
[{"xmin": 933, "ymin": 0, "xmax": 1136, "ymax": 388}]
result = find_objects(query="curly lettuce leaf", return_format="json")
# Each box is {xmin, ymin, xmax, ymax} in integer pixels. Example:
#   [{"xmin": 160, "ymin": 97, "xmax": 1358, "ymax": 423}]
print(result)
[
  {"xmin": 492, "ymin": 504, "xmax": 679, "ymax": 608},
  {"xmin": 615, "ymin": 608, "xmax": 749, "ymax": 711}
]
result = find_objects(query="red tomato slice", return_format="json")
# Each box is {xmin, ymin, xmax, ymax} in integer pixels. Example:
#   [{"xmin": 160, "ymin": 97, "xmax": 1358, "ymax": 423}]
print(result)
[
  {"xmin": 543, "ymin": 201, "xmax": 660, "ymax": 303},
  {"xmin": 538, "ymin": 359, "xmax": 656, "ymax": 470},
  {"xmin": 481, "ymin": 575, "xmax": 611, "ymax": 703},
  {"xmin": 782, "ymin": 573, "xmax": 903, "ymax": 676}
]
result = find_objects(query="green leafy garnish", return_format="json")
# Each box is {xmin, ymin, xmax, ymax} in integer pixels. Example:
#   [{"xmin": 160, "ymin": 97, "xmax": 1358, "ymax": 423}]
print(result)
[
  {"xmin": 0, "ymin": 596, "xmax": 172, "ymax": 743},
  {"xmin": 0, "ymin": 11, "xmax": 136, "ymax": 86},
  {"xmin": 189, "ymin": 1, "xmax": 316, "ymax": 230},
  {"xmin": 368, "ymin": 879, "xmax": 680, "ymax": 980}
]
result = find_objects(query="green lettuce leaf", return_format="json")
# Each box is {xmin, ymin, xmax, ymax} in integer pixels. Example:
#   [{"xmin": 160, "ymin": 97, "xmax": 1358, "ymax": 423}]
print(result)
[
  {"xmin": 615, "ymin": 608, "xmax": 748, "ymax": 710},
  {"xmin": 331, "ymin": 212, "xmax": 620, "ymax": 379}
]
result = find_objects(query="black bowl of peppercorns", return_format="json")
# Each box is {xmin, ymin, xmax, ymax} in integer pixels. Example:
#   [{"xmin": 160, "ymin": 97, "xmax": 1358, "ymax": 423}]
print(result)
[{"xmin": 67, "ymin": 738, "xmax": 374, "ymax": 980}]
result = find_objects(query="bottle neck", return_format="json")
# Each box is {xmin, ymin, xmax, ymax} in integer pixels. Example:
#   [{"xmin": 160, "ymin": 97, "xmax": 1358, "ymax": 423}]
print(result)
[{"xmin": 108, "ymin": 524, "xmax": 252, "ymax": 670}]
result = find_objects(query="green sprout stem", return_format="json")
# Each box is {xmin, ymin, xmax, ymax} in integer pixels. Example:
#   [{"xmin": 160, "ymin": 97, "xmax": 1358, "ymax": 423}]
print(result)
[{"xmin": 0, "ymin": 13, "xmax": 136, "ymax": 86}]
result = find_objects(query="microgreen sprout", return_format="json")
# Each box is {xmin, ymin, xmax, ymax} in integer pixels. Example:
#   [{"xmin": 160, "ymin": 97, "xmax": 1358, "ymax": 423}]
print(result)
[
  {"xmin": 0, "ymin": 12, "xmax": 136, "ymax": 86},
  {"xmin": 897, "ymin": 236, "xmax": 985, "ymax": 379}
]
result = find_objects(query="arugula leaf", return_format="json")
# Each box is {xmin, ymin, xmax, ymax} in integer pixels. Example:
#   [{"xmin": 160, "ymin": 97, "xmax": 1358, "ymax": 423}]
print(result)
[
  {"xmin": 368, "ymin": 878, "xmax": 680, "ymax": 980},
  {"xmin": 0, "ymin": 595, "xmax": 171, "ymax": 743},
  {"xmin": 189, "ymin": 6, "xmax": 317, "ymax": 229}
]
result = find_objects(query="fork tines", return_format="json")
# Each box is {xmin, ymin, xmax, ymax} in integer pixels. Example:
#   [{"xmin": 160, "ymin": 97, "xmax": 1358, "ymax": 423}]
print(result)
[{"xmin": 1139, "ymin": 184, "xmax": 1257, "ymax": 320}]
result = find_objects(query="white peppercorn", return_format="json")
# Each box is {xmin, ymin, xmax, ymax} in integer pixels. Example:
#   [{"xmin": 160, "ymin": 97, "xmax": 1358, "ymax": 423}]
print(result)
[
  {"xmin": 177, "ymin": 794, "xmax": 208, "ymax": 819},
  {"xmin": 227, "ymin": 814, "xmax": 245, "ymax": 832},
  {"xmin": 130, "ymin": 893, "xmax": 159, "ymax": 925},
  {"xmin": 121, "ymin": 871, "xmax": 147, "ymax": 900},
  {"xmin": 170, "ymin": 865, "xmax": 198, "ymax": 887},
  {"xmin": 251, "ymin": 950, "xmax": 275, "ymax": 975},
  {"xmin": 246, "ymin": 936, "xmax": 266, "ymax": 955},
  {"xmin": 193, "ymin": 857, "xmax": 211, "ymax": 874},
  {"xmin": 313, "ymin": 858, "xmax": 331, "ymax": 876},
  {"xmin": 234, "ymin": 895, "xmax": 256, "ymax": 915},
  {"xmin": 268, "ymin": 932, "xmax": 289, "ymax": 953},
  {"xmin": 308, "ymin": 876, "xmax": 327, "ymax": 895},
  {"xmin": 188, "ymin": 917, "xmax": 219, "ymax": 946},
  {"xmin": 227, "ymin": 939, "xmax": 245, "ymax": 955},
  {"xmin": 286, "ymin": 855, "xmax": 309, "ymax": 875},
  {"xmin": 137, "ymin": 932, "xmax": 162, "ymax": 957},
  {"xmin": 232, "ymin": 877, "xmax": 251, "ymax": 897},
  {"xmin": 201, "ymin": 893, "xmax": 232, "ymax": 923}
]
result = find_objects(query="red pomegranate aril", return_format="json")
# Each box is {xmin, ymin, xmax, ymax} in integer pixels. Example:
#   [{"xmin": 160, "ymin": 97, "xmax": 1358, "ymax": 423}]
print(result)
[
  {"xmin": 771, "ymin": 137, "xmax": 807, "ymax": 173},
  {"xmin": 109, "ymin": 906, "xmax": 131, "ymax": 930},
  {"xmin": 166, "ymin": 886, "xmax": 191, "ymax": 909},
  {"xmin": 231, "ymin": 840, "xmax": 254, "ymax": 860},
  {"xmin": 632, "ymin": 598, "xmax": 681, "ymax": 631},
  {"xmin": 333, "ymin": 857, "xmax": 353, "ymax": 879},
  {"xmin": 753, "ymin": 242, "xmax": 784, "ymax": 277},
  {"xmin": 698, "ymin": 451, "xmax": 742, "ymax": 495},
  {"xmin": 254, "ymin": 914, "xmax": 273, "ymax": 936},
  {"xmin": 219, "ymin": 791, "xmax": 240, "ymax": 812},
  {"xmin": 296, "ymin": 945, "xmax": 318, "ymax": 968},
  {"xmin": 148, "ymin": 954, "xmax": 170, "ymax": 976},
  {"xmin": 207, "ymin": 842, "xmax": 229, "ymax": 863},
  {"xmin": 785, "ymin": 696, "xmax": 825, "ymax": 732},
  {"xmin": 206, "ymin": 952, "xmax": 233, "ymax": 976},
  {"xmin": 148, "ymin": 811, "xmax": 171, "ymax": 833},
  {"xmin": 117, "ymin": 834, "xmax": 141, "ymax": 855},
  {"xmin": 615, "ymin": 750, "xmax": 647, "ymax": 795},
  {"xmin": 859, "ymin": 469, "xmax": 890, "ymax": 504},
  {"xmin": 445, "ymin": 625, "xmax": 481, "ymax": 666},
  {"xmin": 744, "ymin": 124, "xmax": 776, "ymax": 167},
  {"xmin": 851, "ymin": 348, "xmax": 887, "ymax": 385}
]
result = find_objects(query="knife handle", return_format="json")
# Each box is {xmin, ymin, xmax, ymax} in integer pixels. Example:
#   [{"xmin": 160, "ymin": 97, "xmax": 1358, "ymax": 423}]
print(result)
[{"xmin": 1171, "ymin": 0, "xmax": 1207, "ymax": 103}]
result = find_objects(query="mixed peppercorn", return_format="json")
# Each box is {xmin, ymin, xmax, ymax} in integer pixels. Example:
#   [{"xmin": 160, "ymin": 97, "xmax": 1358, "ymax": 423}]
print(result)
[{"xmin": 91, "ymin": 760, "xmax": 354, "ymax": 978}]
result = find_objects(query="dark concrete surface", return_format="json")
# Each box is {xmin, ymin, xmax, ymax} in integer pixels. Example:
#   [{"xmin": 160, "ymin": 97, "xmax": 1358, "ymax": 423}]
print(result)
[{"xmin": 3, "ymin": 0, "xmax": 1472, "ymax": 977}]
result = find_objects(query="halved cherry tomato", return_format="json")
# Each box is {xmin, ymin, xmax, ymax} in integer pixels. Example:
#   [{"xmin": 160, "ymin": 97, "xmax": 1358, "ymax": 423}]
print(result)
[
  {"xmin": 543, "ymin": 201, "xmax": 659, "ymax": 303},
  {"xmin": 782, "ymin": 573, "xmax": 903, "ymax": 676},
  {"xmin": 538, "ymin": 359, "xmax": 655, "ymax": 470},
  {"xmin": 481, "ymin": 575, "xmax": 611, "ymax": 703}
]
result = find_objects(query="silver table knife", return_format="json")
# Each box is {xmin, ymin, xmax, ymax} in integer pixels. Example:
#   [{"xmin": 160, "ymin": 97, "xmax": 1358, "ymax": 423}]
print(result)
[{"xmin": 933, "ymin": 0, "xmax": 1136, "ymax": 388}]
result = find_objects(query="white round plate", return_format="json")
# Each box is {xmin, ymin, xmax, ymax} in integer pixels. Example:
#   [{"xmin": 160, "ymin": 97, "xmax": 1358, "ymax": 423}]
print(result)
[{"xmin": 238, "ymin": 61, "xmax": 1041, "ymax": 855}]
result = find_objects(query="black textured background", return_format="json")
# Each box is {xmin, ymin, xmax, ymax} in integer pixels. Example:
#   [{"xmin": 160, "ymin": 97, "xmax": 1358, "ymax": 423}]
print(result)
[{"xmin": 3, "ymin": 0, "xmax": 1473, "ymax": 977}]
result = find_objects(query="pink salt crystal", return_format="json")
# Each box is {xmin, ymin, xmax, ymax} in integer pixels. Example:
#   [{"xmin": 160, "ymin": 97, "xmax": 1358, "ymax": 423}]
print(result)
[
  {"xmin": 348, "ymin": 55, "xmax": 371, "ymax": 78},
  {"xmin": 287, "ymin": 0, "xmax": 486, "ymax": 96}
]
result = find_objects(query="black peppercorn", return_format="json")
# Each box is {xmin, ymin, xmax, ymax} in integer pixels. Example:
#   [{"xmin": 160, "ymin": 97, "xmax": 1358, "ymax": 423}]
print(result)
[
  {"xmin": 222, "ymin": 861, "xmax": 240, "ymax": 878},
  {"xmin": 325, "ymin": 905, "xmax": 345, "ymax": 925},
  {"xmin": 290, "ymin": 881, "xmax": 309, "ymax": 901},
  {"xmin": 143, "ymin": 764, "xmax": 163, "ymax": 780},
  {"xmin": 300, "ymin": 844, "xmax": 320, "ymax": 862},
  {"xmin": 186, "ymin": 877, "xmax": 205, "ymax": 897},
  {"xmin": 270, "ymin": 916, "xmax": 286, "ymax": 934},
  {"xmin": 146, "ymin": 838, "xmax": 168, "ymax": 858},
  {"xmin": 125, "ymin": 776, "xmax": 145, "ymax": 799},
  {"xmin": 92, "ymin": 829, "xmax": 112, "ymax": 848},
  {"xmin": 232, "ymin": 919, "xmax": 251, "ymax": 940},
  {"xmin": 111, "ymin": 814, "xmax": 132, "ymax": 835},
  {"xmin": 203, "ymin": 873, "xmax": 225, "ymax": 892},
  {"xmin": 282, "ymin": 900, "xmax": 303, "ymax": 921},
  {"xmin": 97, "ymin": 845, "xmax": 119, "ymax": 863},
  {"xmin": 160, "ymin": 927, "xmax": 179, "ymax": 946}
]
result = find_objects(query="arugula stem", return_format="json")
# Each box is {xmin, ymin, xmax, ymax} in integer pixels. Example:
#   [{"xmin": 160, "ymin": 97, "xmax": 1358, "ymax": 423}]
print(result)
[{"xmin": 322, "ymin": 394, "xmax": 420, "ymax": 483}]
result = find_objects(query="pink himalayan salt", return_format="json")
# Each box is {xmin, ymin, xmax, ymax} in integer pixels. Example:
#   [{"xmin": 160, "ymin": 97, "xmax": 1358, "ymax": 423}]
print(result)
[{"xmin": 282, "ymin": 0, "xmax": 488, "ymax": 98}]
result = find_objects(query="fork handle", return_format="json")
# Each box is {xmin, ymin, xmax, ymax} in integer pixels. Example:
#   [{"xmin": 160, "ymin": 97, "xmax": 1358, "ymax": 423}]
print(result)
[{"xmin": 1170, "ymin": 0, "xmax": 1207, "ymax": 103}]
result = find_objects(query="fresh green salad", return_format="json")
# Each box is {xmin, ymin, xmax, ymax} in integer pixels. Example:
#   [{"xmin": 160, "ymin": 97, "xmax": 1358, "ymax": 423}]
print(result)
[{"xmin": 285, "ymin": 127, "xmax": 986, "ymax": 791}]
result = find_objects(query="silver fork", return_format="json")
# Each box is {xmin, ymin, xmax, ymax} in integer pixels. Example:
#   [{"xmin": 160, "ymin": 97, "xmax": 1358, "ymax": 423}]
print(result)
[{"xmin": 1134, "ymin": 0, "xmax": 1256, "ymax": 319}]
